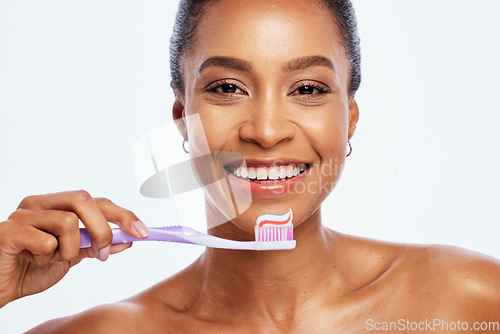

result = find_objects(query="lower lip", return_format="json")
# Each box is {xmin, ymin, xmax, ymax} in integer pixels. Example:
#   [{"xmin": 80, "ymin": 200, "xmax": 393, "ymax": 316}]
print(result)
[{"xmin": 225, "ymin": 168, "xmax": 310, "ymax": 197}]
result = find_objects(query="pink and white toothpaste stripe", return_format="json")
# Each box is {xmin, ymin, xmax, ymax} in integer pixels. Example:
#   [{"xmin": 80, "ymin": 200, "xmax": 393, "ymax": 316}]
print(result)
[{"xmin": 255, "ymin": 209, "xmax": 294, "ymax": 242}]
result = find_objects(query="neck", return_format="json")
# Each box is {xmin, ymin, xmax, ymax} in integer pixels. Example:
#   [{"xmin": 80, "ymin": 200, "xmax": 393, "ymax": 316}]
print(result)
[{"xmin": 191, "ymin": 205, "xmax": 344, "ymax": 325}]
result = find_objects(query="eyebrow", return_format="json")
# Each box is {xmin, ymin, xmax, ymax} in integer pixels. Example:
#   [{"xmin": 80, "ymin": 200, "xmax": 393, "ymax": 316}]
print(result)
[
  {"xmin": 284, "ymin": 56, "xmax": 337, "ymax": 74},
  {"xmin": 198, "ymin": 56, "xmax": 253, "ymax": 75},
  {"xmin": 197, "ymin": 55, "xmax": 337, "ymax": 75}
]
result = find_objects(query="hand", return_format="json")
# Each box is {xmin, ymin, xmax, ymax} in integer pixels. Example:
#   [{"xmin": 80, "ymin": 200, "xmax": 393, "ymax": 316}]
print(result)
[{"xmin": 0, "ymin": 190, "xmax": 150, "ymax": 309}]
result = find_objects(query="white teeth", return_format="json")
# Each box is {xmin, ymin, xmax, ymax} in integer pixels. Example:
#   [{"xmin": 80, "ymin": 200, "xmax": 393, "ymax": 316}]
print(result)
[
  {"xmin": 279, "ymin": 166, "xmax": 287, "ymax": 179},
  {"xmin": 240, "ymin": 167, "xmax": 248, "ymax": 178},
  {"xmin": 232, "ymin": 164, "xmax": 308, "ymax": 180},
  {"xmin": 256, "ymin": 167, "xmax": 267, "ymax": 180},
  {"xmin": 268, "ymin": 166, "xmax": 280, "ymax": 180},
  {"xmin": 248, "ymin": 167, "xmax": 257, "ymax": 179}
]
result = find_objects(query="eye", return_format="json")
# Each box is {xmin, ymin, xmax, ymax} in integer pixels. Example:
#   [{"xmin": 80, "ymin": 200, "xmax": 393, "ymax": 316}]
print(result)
[
  {"xmin": 289, "ymin": 82, "xmax": 331, "ymax": 96},
  {"xmin": 297, "ymin": 85, "xmax": 320, "ymax": 95},
  {"xmin": 205, "ymin": 80, "xmax": 246, "ymax": 95}
]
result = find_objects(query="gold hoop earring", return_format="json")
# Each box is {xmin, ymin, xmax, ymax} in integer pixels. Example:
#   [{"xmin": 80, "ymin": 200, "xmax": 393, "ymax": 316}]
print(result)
[
  {"xmin": 182, "ymin": 135, "xmax": 189, "ymax": 154},
  {"xmin": 346, "ymin": 140, "xmax": 352, "ymax": 157}
]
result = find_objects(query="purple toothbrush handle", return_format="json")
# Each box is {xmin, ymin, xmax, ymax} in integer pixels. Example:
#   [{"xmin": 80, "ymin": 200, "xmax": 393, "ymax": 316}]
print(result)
[{"xmin": 79, "ymin": 227, "xmax": 197, "ymax": 248}]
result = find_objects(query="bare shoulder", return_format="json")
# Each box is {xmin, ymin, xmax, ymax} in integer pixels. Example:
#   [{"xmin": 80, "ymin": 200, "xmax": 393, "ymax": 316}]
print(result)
[
  {"xmin": 27, "ymin": 262, "xmax": 202, "ymax": 333},
  {"xmin": 398, "ymin": 243, "xmax": 500, "ymax": 316},
  {"xmin": 26, "ymin": 301, "xmax": 146, "ymax": 334},
  {"xmin": 335, "ymin": 231, "xmax": 500, "ymax": 318}
]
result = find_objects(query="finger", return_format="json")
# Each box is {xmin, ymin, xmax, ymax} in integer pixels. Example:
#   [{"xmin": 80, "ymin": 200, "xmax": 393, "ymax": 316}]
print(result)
[
  {"xmin": 110, "ymin": 242, "xmax": 133, "ymax": 255},
  {"xmin": 1, "ymin": 222, "xmax": 59, "ymax": 266},
  {"xmin": 66, "ymin": 242, "xmax": 133, "ymax": 267},
  {"xmin": 18, "ymin": 191, "xmax": 112, "ymax": 261},
  {"xmin": 10, "ymin": 209, "xmax": 81, "ymax": 262},
  {"xmin": 94, "ymin": 198, "xmax": 149, "ymax": 239}
]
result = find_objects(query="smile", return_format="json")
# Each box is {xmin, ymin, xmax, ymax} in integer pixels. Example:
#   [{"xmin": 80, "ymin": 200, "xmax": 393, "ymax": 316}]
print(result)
[{"xmin": 225, "ymin": 163, "xmax": 312, "ymax": 183}]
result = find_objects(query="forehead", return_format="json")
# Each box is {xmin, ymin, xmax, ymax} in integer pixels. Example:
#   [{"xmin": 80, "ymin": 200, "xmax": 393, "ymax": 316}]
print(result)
[{"xmin": 186, "ymin": 0, "xmax": 348, "ymax": 77}]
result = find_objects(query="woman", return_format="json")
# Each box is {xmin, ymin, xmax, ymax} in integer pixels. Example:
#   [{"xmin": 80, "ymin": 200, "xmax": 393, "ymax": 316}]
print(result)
[{"xmin": 1, "ymin": 0, "xmax": 499, "ymax": 332}]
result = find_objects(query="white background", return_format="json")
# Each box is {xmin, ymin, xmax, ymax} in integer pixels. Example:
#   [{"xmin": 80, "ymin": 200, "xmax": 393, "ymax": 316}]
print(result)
[{"xmin": 1, "ymin": 0, "xmax": 499, "ymax": 332}]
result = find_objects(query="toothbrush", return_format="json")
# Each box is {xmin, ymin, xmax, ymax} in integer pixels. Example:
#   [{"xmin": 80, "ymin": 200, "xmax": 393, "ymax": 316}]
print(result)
[{"xmin": 80, "ymin": 209, "xmax": 296, "ymax": 251}]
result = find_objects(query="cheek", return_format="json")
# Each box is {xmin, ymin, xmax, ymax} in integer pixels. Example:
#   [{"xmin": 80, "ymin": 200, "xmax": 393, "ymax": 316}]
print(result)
[
  {"xmin": 186, "ymin": 101, "xmax": 242, "ymax": 152},
  {"xmin": 183, "ymin": 102, "xmax": 214, "ymax": 157},
  {"xmin": 297, "ymin": 103, "xmax": 349, "ymax": 196},
  {"xmin": 298, "ymin": 103, "xmax": 349, "ymax": 157}
]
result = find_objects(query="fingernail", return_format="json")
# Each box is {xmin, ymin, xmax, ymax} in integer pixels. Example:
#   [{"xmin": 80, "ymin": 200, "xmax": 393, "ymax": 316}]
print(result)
[
  {"xmin": 97, "ymin": 245, "xmax": 110, "ymax": 262},
  {"xmin": 132, "ymin": 220, "xmax": 150, "ymax": 238}
]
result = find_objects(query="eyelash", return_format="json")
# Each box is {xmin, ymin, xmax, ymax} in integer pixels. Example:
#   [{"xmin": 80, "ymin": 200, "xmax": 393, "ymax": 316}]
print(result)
[
  {"xmin": 289, "ymin": 82, "xmax": 331, "ymax": 96},
  {"xmin": 204, "ymin": 80, "xmax": 246, "ymax": 94},
  {"xmin": 204, "ymin": 80, "xmax": 331, "ymax": 96}
]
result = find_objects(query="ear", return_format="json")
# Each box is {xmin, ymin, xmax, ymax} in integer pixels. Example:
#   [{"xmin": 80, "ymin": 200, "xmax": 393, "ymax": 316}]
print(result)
[
  {"xmin": 171, "ymin": 83, "xmax": 187, "ymax": 139},
  {"xmin": 347, "ymin": 97, "xmax": 359, "ymax": 140}
]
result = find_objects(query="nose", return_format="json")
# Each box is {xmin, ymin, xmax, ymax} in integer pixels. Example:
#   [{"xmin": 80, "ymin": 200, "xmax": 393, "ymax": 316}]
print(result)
[{"xmin": 239, "ymin": 95, "xmax": 296, "ymax": 149}]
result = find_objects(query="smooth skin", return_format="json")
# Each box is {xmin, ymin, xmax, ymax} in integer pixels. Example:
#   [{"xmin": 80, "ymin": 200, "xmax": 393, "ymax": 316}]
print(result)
[{"xmin": 2, "ymin": 0, "xmax": 500, "ymax": 333}]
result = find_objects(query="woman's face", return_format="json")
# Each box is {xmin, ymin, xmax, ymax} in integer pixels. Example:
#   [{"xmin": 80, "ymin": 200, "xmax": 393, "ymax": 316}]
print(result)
[{"xmin": 175, "ymin": 0, "xmax": 358, "ymax": 234}]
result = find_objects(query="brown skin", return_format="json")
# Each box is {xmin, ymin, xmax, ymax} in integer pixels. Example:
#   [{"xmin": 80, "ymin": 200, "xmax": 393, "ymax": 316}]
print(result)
[
  {"xmin": 0, "ymin": 191, "xmax": 145, "ymax": 308},
  {"xmin": 2, "ymin": 0, "xmax": 499, "ymax": 332}
]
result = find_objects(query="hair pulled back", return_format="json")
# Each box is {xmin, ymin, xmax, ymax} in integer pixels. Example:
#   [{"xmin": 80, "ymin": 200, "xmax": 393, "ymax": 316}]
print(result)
[{"xmin": 170, "ymin": 0, "xmax": 361, "ymax": 94}]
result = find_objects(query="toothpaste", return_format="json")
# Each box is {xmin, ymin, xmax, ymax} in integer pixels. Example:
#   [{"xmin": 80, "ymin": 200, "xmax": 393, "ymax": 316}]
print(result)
[
  {"xmin": 256, "ymin": 208, "xmax": 293, "ymax": 228},
  {"xmin": 254, "ymin": 209, "xmax": 294, "ymax": 242}
]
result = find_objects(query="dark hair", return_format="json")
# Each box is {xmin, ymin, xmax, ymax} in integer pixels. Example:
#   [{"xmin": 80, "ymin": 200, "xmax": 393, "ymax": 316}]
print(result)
[{"xmin": 170, "ymin": 0, "xmax": 361, "ymax": 94}]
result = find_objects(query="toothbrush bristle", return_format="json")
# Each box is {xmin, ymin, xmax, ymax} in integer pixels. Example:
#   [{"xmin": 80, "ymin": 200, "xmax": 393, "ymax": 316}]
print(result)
[{"xmin": 255, "ymin": 226, "xmax": 293, "ymax": 242}]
